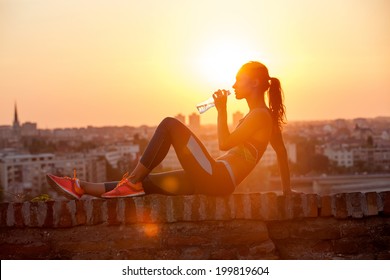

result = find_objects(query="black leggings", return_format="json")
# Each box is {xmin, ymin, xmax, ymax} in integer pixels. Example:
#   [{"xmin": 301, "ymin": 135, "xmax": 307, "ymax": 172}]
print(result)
[{"xmin": 105, "ymin": 117, "xmax": 235, "ymax": 196}]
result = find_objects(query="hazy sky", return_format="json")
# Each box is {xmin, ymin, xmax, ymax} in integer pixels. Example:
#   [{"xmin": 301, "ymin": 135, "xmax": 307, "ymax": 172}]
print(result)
[{"xmin": 1, "ymin": 0, "xmax": 389, "ymax": 128}]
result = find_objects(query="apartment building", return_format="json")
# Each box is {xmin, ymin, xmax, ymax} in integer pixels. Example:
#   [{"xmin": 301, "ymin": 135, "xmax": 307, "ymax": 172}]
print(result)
[
  {"xmin": 323, "ymin": 146, "xmax": 354, "ymax": 168},
  {"xmin": 90, "ymin": 143, "xmax": 140, "ymax": 168},
  {"xmin": 354, "ymin": 146, "xmax": 390, "ymax": 171},
  {"xmin": 0, "ymin": 152, "xmax": 106, "ymax": 199}
]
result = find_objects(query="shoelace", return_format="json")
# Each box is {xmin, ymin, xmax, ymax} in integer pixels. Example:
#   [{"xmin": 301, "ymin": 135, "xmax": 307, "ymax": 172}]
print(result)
[
  {"xmin": 63, "ymin": 168, "xmax": 78, "ymax": 182},
  {"xmin": 64, "ymin": 169, "xmax": 84, "ymax": 195},
  {"xmin": 73, "ymin": 168, "xmax": 77, "ymax": 180},
  {"xmin": 117, "ymin": 172, "xmax": 133, "ymax": 188},
  {"xmin": 64, "ymin": 168, "xmax": 78, "ymax": 181}
]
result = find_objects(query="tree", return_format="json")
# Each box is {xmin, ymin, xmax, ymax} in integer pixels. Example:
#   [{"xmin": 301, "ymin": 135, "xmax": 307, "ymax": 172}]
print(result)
[
  {"xmin": 309, "ymin": 154, "xmax": 330, "ymax": 174},
  {"xmin": 0, "ymin": 182, "xmax": 4, "ymax": 202},
  {"xmin": 133, "ymin": 133, "xmax": 149, "ymax": 154},
  {"xmin": 292, "ymin": 137, "xmax": 317, "ymax": 175},
  {"xmin": 366, "ymin": 135, "xmax": 374, "ymax": 148},
  {"xmin": 105, "ymin": 160, "xmax": 122, "ymax": 181}
]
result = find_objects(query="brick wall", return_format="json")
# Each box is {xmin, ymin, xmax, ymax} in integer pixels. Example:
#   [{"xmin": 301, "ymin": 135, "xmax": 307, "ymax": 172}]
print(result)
[{"xmin": 1, "ymin": 191, "xmax": 390, "ymax": 259}]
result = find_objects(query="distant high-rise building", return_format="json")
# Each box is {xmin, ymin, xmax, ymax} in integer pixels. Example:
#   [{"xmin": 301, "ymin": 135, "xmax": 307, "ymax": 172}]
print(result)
[
  {"xmin": 232, "ymin": 111, "xmax": 244, "ymax": 128},
  {"xmin": 175, "ymin": 114, "xmax": 186, "ymax": 125},
  {"xmin": 188, "ymin": 113, "xmax": 200, "ymax": 132}
]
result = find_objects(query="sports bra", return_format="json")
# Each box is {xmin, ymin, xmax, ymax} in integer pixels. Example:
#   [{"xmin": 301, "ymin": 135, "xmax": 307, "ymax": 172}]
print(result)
[{"xmin": 228, "ymin": 108, "xmax": 271, "ymax": 164}]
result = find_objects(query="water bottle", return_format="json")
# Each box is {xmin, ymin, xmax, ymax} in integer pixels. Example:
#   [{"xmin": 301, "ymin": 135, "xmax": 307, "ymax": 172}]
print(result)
[{"xmin": 196, "ymin": 90, "xmax": 231, "ymax": 114}]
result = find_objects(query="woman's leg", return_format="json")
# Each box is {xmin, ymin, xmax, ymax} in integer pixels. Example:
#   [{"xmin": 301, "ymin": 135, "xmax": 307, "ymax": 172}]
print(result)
[
  {"xmin": 77, "ymin": 170, "xmax": 193, "ymax": 197},
  {"xmin": 79, "ymin": 181, "xmax": 106, "ymax": 197},
  {"xmin": 103, "ymin": 170, "xmax": 194, "ymax": 195},
  {"xmin": 144, "ymin": 170, "xmax": 195, "ymax": 195},
  {"xmin": 134, "ymin": 117, "xmax": 234, "ymax": 196},
  {"xmin": 84, "ymin": 117, "xmax": 235, "ymax": 197},
  {"xmin": 137, "ymin": 117, "xmax": 216, "ymax": 175}
]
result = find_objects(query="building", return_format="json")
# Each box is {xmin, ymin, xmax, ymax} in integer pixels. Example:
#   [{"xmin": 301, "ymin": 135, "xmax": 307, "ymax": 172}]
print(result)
[
  {"xmin": 0, "ymin": 126, "xmax": 12, "ymax": 140},
  {"xmin": 91, "ymin": 143, "xmax": 140, "ymax": 168},
  {"xmin": 0, "ymin": 152, "xmax": 106, "ymax": 200},
  {"xmin": 1, "ymin": 103, "xmax": 38, "ymax": 146},
  {"xmin": 323, "ymin": 146, "xmax": 354, "ymax": 168},
  {"xmin": 8, "ymin": 103, "xmax": 22, "ymax": 148},
  {"xmin": 175, "ymin": 114, "xmax": 186, "ymax": 125},
  {"xmin": 353, "ymin": 146, "xmax": 390, "ymax": 171},
  {"xmin": 21, "ymin": 122, "xmax": 38, "ymax": 136},
  {"xmin": 12, "ymin": 103, "xmax": 21, "ymax": 133},
  {"xmin": 188, "ymin": 113, "xmax": 200, "ymax": 132},
  {"xmin": 258, "ymin": 142, "xmax": 297, "ymax": 167}
]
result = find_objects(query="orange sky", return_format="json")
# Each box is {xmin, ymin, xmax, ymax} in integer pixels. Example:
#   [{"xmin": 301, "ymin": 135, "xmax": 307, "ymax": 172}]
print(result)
[{"xmin": 1, "ymin": 0, "xmax": 389, "ymax": 128}]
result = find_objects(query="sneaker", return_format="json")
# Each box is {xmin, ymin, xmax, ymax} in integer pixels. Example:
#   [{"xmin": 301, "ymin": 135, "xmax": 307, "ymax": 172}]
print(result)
[
  {"xmin": 101, "ymin": 172, "xmax": 145, "ymax": 198},
  {"xmin": 46, "ymin": 169, "xmax": 84, "ymax": 200}
]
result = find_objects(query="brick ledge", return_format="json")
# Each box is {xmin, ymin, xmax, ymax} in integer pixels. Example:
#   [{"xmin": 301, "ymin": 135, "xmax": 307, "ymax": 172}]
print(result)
[{"xmin": 1, "ymin": 192, "xmax": 390, "ymax": 228}]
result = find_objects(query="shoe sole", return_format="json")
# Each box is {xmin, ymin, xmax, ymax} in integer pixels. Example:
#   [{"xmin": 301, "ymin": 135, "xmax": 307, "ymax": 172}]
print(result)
[
  {"xmin": 46, "ymin": 175, "xmax": 80, "ymax": 200},
  {"xmin": 101, "ymin": 191, "xmax": 145, "ymax": 199}
]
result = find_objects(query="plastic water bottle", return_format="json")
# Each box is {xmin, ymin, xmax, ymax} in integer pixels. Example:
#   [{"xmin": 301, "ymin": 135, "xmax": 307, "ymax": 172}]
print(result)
[{"xmin": 196, "ymin": 91, "xmax": 231, "ymax": 114}]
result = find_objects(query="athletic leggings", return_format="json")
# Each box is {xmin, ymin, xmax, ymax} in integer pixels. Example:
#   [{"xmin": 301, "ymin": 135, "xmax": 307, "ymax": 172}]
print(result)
[{"xmin": 105, "ymin": 117, "xmax": 235, "ymax": 196}]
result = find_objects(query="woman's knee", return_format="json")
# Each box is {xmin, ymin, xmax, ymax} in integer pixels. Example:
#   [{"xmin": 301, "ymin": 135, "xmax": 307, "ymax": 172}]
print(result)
[
  {"xmin": 158, "ymin": 117, "xmax": 188, "ymax": 137},
  {"xmin": 159, "ymin": 117, "xmax": 182, "ymax": 129}
]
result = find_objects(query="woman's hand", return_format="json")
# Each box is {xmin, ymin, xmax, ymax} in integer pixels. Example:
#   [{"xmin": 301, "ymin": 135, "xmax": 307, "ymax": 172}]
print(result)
[{"xmin": 213, "ymin": 89, "xmax": 229, "ymax": 112}]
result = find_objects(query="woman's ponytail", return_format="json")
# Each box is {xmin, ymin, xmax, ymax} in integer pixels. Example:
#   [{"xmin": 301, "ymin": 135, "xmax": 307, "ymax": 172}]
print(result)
[
  {"xmin": 268, "ymin": 77, "xmax": 286, "ymax": 129},
  {"xmin": 239, "ymin": 61, "xmax": 287, "ymax": 129}
]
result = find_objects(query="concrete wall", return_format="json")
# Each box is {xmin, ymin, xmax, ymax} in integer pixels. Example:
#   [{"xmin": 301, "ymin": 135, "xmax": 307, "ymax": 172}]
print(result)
[{"xmin": 1, "ymin": 192, "xmax": 389, "ymax": 259}]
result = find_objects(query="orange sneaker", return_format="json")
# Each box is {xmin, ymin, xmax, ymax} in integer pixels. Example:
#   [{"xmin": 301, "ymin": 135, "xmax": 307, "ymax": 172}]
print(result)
[
  {"xmin": 46, "ymin": 169, "xmax": 84, "ymax": 199},
  {"xmin": 101, "ymin": 172, "xmax": 145, "ymax": 198}
]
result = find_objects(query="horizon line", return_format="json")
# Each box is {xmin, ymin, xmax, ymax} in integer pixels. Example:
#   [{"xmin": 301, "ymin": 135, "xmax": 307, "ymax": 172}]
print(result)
[{"xmin": 1, "ymin": 115, "xmax": 390, "ymax": 130}]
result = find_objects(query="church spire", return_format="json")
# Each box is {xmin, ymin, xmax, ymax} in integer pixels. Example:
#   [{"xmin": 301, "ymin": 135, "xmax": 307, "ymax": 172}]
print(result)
[{"xmin": 13, "ymin": 102, "xmax": 20, "ymax": 129}]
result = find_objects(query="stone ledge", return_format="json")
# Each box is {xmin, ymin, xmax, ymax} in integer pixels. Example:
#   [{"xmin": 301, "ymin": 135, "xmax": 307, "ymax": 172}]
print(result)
[{"xmin": 1, "ymin": 191, "xmax": 389, "ymax": 228}]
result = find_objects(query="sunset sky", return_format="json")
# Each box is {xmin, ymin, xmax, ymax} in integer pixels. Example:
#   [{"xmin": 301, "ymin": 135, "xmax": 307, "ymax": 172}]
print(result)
[{"xmin": 1, "ymin": 0, "xmax": 389, "ymax": 128}]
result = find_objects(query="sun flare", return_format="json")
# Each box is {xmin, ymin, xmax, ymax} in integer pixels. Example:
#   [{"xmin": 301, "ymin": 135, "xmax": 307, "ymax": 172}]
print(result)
[{"xmin": 196, "ymin": 40, "xmax": 264, "ymax": 88}]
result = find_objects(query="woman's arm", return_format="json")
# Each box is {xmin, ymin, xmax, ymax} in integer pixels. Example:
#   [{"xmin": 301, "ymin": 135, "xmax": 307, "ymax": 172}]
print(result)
[
  {"xmin": 270, "ymin": 127, "xmax": 291, "ymax": 194},
  {"xmin": 213, "ymin": 90, "xmax": 271, "ymax": 151},
  {"xmin": 214, "ymin": 90, "xmax": 230, "ymax": 150},
  {"xmin": 217, "ymin": 104, "xmax": 230, "ymax": 150}
]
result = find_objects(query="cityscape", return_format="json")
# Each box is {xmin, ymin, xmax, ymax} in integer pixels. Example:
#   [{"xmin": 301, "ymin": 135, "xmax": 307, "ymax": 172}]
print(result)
[{"xmin": 1, "ymin": 104, "xmax": 389, "ymax": 202}]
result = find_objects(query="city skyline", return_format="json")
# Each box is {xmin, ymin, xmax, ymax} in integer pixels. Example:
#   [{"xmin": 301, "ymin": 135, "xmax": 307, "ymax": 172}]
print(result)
[
  {"xmin": 1, "ymin": 99, "xmax": 389, "ymax": 201},
  {"xmin": 2, "ymin": 102, "xmax": 389, "ymax": 130},
  {"xmin": 1, "ymin": 95, "xmax": 389, "ymax": 202},
  {"xmin": 1, "ymin": 0, "xmax": 389, "ymax": 128}
]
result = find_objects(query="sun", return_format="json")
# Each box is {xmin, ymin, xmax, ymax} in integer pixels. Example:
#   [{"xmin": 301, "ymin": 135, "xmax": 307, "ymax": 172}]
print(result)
[{"xmin": 196, "ymin": 40, "xmax": 263, "ymax": 88}]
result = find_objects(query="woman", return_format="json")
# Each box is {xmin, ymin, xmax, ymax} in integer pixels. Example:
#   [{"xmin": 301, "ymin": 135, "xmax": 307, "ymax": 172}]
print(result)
[{"xmin": 47, "ymin": 61, "xmax": 293, "ymax": 199}]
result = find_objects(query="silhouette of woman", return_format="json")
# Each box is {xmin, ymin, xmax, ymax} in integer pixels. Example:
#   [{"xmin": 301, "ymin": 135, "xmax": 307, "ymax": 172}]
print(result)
[{"xmin": 47, "ymin": 61, "xmax": 293, "ymax": 199}]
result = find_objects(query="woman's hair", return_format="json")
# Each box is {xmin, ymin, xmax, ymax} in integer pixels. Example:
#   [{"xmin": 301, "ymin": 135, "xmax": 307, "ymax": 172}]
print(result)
[{"xmin": 239, "ymin": 61, "xmax": 287, "ymax": 129}]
